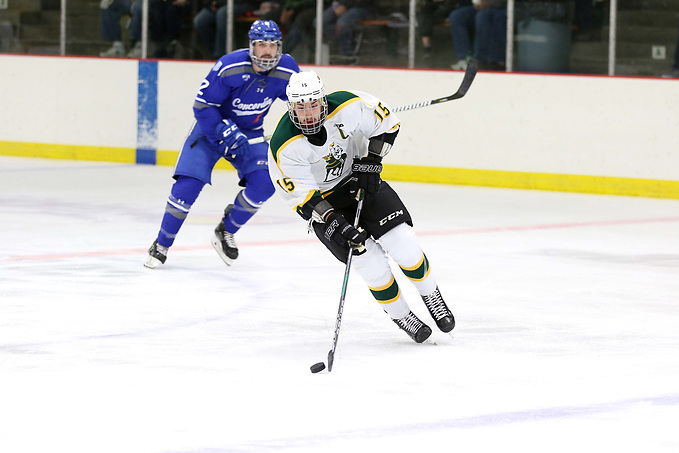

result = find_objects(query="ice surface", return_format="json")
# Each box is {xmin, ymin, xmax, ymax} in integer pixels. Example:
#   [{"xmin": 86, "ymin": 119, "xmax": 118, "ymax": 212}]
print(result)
[{"xmin": 1, "ymin": 156, "xmax": 678, "ymax": 452}]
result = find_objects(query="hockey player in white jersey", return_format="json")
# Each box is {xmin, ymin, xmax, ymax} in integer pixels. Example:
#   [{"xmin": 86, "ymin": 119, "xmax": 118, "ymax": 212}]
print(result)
[{"xmin": 268, "ymin": 71, "xmax": 455, "ymax": 342}]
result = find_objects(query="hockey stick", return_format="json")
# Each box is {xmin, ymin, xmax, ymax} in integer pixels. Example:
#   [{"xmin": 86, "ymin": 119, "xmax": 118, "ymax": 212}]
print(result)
[
  {"xmin": 327, "ymin": 188, "xmax": 365, "ymax": 372},
  {"xmin": 391, "ymin": 58, "xmax": 478, "ymax": 113},
  {"xmin": 309, "ymin": 188, "xmax": 365, "ymax": 374},
  {"xmin": 248, "ymin": 60, "xmax": 479, "ymax": 146}
]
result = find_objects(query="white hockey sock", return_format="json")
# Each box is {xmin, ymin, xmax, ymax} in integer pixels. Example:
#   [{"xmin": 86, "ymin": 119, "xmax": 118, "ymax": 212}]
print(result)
[
  {"xmin": 378, "ymin": 223, "xmax": 438, "ymax": 296},
  {"xmin": 353, "ymin": 239, "xmax": 410, "ymax": 319},
  {"xmin": 367, "ymin": 276, "xmax": 410, "ymax": 319}
]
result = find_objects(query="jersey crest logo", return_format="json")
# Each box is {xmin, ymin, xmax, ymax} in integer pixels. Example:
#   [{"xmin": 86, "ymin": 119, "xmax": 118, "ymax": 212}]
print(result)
[
  {"xmin": 323, "ymin": 142, "xmax": 347, "ymax": 182},
  {"xmin": 242, "ymin": 74, "xmax": 251, "ymax": 81}
]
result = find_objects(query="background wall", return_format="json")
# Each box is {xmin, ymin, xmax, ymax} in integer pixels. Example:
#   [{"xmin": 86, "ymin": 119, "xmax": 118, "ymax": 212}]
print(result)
[{"xmin": 1, "ymin": 54, "xmax": 677, "ymax": 198}]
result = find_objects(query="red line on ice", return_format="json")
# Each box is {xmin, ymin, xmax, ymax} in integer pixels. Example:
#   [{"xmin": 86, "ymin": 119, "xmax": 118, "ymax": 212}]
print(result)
[{"xmin": 3, "ymin": 216, "xmax": 678, "ymax": 263}]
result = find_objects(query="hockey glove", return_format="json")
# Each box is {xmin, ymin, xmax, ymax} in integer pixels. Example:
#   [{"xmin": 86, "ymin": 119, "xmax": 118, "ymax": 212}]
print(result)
[
  {"xmin": 217, "ymin": 119, "xmax": 249, "ymax": 158},
  {"xmin": 350, "ymin": 155, "xmax": 383, "ymax": 196},
  {"xmin": 323, "ymin": 211, "xmax": 368, "ymax": 253}
]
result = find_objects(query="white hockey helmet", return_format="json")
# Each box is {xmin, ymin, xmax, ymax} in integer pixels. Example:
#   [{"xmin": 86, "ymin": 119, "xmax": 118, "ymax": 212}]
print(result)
[{"xmin": 286, "ymin": 71, "xmax": 328, "ymax": 135}]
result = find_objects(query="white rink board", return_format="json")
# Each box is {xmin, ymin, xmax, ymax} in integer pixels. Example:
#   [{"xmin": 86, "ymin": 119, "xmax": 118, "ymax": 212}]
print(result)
[
  {"xmin": 1, "ymin": 54, "xmax": 678, "ymax": 180},
  {"xmin": 0, "ymin": 55, "xmax": 138, "ymax": 148}
]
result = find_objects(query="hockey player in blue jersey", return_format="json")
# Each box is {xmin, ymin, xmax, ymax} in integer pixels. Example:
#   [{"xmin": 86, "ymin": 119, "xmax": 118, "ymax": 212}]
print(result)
[{"xmin": 145, "ymin": 20, "xmax": 300, "ymax": 269}]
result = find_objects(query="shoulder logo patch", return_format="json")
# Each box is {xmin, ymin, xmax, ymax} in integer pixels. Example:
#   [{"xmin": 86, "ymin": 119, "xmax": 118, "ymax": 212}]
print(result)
[{"xmin": 334, "ymin": 123, "xmax": 348, "ymax": 139}]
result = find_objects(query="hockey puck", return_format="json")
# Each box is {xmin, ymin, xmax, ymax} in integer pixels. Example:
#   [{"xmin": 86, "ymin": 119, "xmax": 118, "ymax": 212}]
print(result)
[{"xmin": 310, "ymin": 362, "xmax": 326, "ymax": 373}]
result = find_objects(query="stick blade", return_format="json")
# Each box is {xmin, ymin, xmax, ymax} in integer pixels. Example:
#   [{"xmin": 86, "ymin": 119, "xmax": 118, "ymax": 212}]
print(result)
[
  {"xmin": 450, "ymin": 58, "xmax": 479, "ymax": 100},
  {"xmin": 327, "ymin": 350, "xmax": 334, "ymax": 372}
]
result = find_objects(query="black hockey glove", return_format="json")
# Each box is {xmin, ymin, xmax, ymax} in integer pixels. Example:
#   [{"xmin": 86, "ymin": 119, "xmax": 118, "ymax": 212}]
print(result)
[
  {"xmin": 350, "ymin": 155, "xmax": 383, "ymax": 196},
  {"xmin": 324, "ymin": 211, "xmax": 368, "ymax": 252}
]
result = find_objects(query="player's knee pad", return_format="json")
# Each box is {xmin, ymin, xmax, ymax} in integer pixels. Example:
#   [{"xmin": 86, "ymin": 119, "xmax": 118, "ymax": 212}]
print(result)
[
  {"xmin": 353, "ymin": 240, "xmax": 393, "ymax": 286},
  {"xmin": 378, "ymin": 223, "xmax": 422, "ymax": 266},
  {"xmin": 169, "ymin": 175, "xmax": 206, "ymax": 211},
  {"xmin": 171, "ymin": 175, "xmax": 205, "ymax": 204},
  {"xmin": 243, "ymin": 169, "xmax": 275, "ymax": 204},
  {"xmin": 379, "ymin": 223, "xmax": 436, "ymax": 294}
]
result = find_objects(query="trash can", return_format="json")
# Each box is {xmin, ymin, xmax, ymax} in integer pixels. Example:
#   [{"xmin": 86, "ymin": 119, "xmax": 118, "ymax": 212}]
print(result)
[{"xmin": 515, "ymin": 0, "xmax": 573, "ymax": 73}]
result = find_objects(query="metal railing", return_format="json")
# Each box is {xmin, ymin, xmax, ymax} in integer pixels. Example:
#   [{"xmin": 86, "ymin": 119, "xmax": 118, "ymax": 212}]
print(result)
[{"xmin": 1, "ymin": 0, "xmax": 677, "ymax": 77}]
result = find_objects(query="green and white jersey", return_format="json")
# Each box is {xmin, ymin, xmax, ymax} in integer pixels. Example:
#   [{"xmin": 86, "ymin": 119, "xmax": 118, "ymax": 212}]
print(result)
[{"xmin": 268, "ymin": 90, "xmax": 400, "ymax": 215}]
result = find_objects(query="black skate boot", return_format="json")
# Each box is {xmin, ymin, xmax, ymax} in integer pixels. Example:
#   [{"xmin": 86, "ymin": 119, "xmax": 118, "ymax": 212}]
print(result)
[
  {"xmin": 211, "ymin": 204, "xmax": 238, "ymax": 265},
  {"xmin": 393, "ymin": 311, "xmax": 432, "ymax": 343},
  {"xmin": 144, "ymin": 240, "xmax": 168, "ymax": 269},
  {"xmin": 422, "ymin": 286, "xmax": 455, "ymax": 332}
]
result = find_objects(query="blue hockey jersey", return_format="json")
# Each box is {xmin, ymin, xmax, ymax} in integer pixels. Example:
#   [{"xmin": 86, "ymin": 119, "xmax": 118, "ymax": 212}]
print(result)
[{"xmin": 193, "ymin": 49, "xmax": 299, "ymax": 147}]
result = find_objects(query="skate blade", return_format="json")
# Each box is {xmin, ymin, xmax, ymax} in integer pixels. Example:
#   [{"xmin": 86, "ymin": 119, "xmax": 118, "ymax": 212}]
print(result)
[
  {"xmin": 143, "ymin": 255, "xmax": 162, "ymax": 269},
  {"xmin": 211, "ymin": 236, "xmax": 233, "ymax": 266}
]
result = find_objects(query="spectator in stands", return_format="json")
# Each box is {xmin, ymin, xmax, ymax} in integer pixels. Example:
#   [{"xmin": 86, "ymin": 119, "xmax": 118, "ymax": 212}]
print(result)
[
  {"xmin": 573, "ymin": 0, "xmax": 595, "ymax": 42},
  {"xmin": 259, "ymin": 0, "xmax": 316, "ymax": 56},
  {"xmin": 126, "ymin": 0, "xmax": 144, "ymax": 57},
  {"xmin": 448, "ymin": 0, "xmax": 506, "ymax": 71},
  {"xmin": 322, "ymin": 0, "xmax": 373, "ymax": 56},
  {"xmin": 417, "ymin": 0, "xmax": 456, "ymax": 59},
  {"xmin": 446, "ymin": 0, "xmax": 474, "ymax": 69},
  {"xmin": 148, "ymin": 0, "xmax": 192, "ymax": 58},
  {"xmin": 100, "ymin": 0, "xmax": 140, "ymax": 57},
  {"xmin": 662, "ymin": 25, "xmax": 679, "ymax": 78},
  {"xmin": 194, "ymin": 0, "xmax": 255, "ymax": 58}
]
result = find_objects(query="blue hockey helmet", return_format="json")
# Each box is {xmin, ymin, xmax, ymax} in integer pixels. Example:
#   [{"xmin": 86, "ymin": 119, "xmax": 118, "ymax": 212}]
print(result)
[{"xmin": 248, "ymin": 20, "xmax": 283, "ymax": 71}]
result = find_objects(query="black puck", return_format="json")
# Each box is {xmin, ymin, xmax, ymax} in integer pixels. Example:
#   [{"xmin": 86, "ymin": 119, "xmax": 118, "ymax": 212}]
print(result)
[{"xmin": 310, "ymin": 362, "xmax": 326, "ymax": 373}]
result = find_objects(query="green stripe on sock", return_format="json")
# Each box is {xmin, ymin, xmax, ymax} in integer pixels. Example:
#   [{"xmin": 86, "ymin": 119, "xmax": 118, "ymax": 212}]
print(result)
[
  {"xmin": 401, "ymin": 254, "xmax": 430, "ymax": 281},
  {"xmin": 370, "ymin": 279, "xmax": 400, "ymax": 304}
]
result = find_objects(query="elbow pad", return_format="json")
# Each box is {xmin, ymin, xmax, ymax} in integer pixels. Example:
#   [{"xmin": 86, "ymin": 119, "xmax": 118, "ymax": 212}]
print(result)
[{"xmin": 368, "ymin": 129, "xmax": 399, "ymax": 158}]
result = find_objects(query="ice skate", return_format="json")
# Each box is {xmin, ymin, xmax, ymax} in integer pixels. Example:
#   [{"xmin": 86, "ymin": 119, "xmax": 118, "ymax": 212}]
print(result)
[
  {"xmin": 144, "ymin": 240, "xmax": 168, "ymax": 269},
  {"xmin": 421, "ymin": 286, "xmax": 455, "ymax": 333},
  {"xmin": 393, "ymin": 311, "xmax": 432, "ymax": 343},
  {"xmin": 211, "ymin": 205, "xmax": 238, "ymax": 265}
]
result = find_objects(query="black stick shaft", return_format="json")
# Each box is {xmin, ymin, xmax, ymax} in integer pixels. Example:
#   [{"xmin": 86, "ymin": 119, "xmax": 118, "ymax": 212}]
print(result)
[
  {"xmin": 249, "ymin": 63, "xmax": 478, "ymax": 146},
  {"xmin": 327, "ymin": 189, "xmax": 365, "ymax": 372}
]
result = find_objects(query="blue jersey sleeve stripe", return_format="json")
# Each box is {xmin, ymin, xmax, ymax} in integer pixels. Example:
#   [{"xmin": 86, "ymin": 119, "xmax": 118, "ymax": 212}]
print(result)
[
  {"xmin": 269, "ymin": 70, "xmax": 295, "ymax": 81},
  {"xmin": 194, "ymin": 99, "xmax": 220, "ymax": 108},
  {"xmin": 274, "ymin": 66, "xmax": 297, "ymax": 76},
  {"xmin": 218, "ymin": 63, "xmax": 254, "ymax": 78}
]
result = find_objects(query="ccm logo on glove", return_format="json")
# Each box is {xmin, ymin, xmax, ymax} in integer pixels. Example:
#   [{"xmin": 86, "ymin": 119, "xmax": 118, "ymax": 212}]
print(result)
[{"xmin": 216, "ymin": 119, "xmax": 249, "ymax": 158}]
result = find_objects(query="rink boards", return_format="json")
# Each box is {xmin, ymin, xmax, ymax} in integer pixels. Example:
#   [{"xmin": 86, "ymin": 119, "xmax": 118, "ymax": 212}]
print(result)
[{"xmin": 0, "ymin": 54, "xmax": 677, "ymax": 198}]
